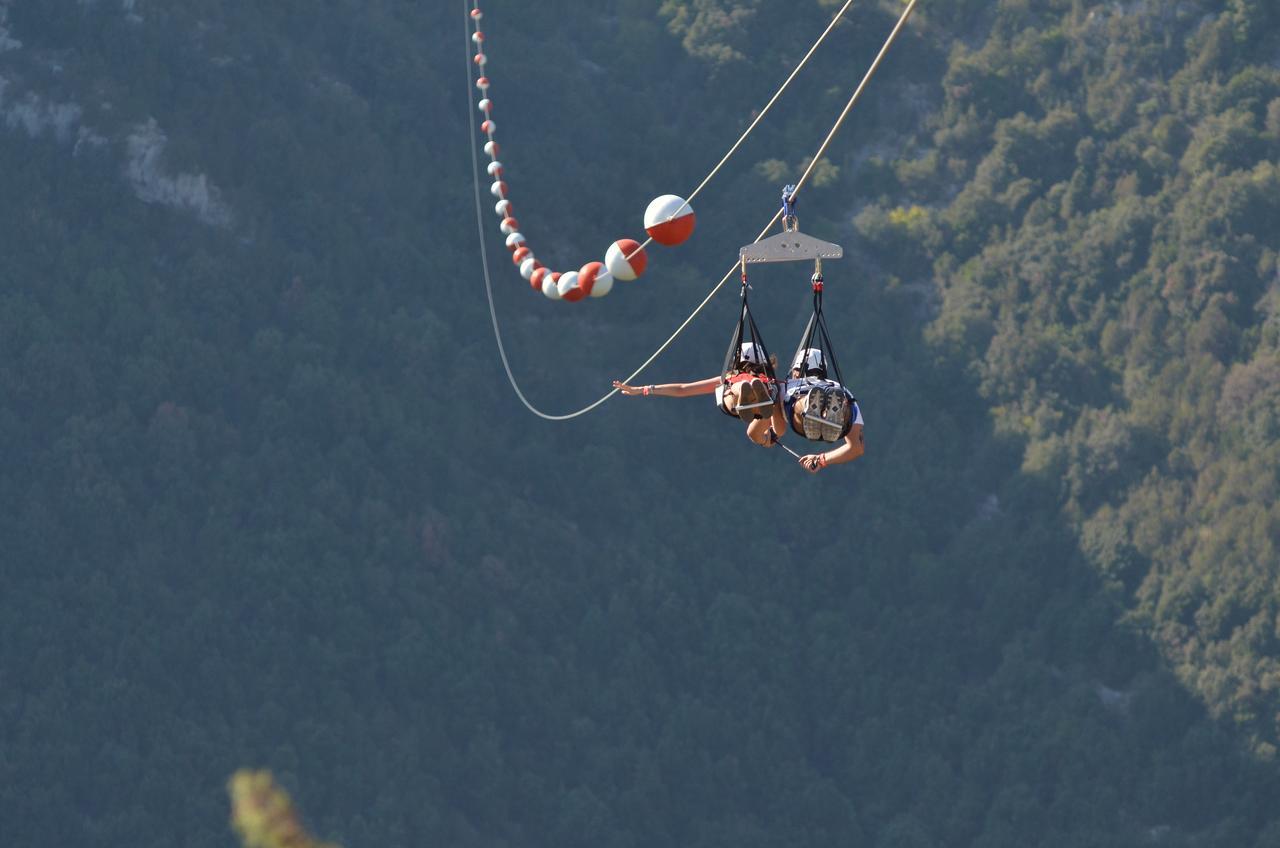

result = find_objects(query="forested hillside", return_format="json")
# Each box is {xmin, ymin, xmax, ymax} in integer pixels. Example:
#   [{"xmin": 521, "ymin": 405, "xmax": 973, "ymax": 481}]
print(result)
[
  {"xmin": 2, "ymin": 1, "xmax": 1278, "ymax": 846},
  {"xmin": 852, "ymin": 0, "xmax": 1280, "ymax": 756}
]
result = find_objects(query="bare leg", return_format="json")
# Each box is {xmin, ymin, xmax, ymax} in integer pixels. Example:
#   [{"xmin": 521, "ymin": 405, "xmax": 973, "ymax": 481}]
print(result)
[
  {"xmin": 792, "ymin": 392, "xmax": 809, "ymax": 435},
  {"xmin": 746, "ymin": 415, "xmax": 773, "ymax": 446},
  {"xmin": 770, "ymin": 398, "xmax": 788, "ymax": 443},
  {"xmin": 723, "ymin": 384, "xmax": 740, "ymax": 415}
]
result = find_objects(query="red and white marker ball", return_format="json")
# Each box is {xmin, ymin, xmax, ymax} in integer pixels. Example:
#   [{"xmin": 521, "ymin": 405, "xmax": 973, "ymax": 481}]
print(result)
[
  {"xmin": 644, "ymin": 194, "xmax": 695, "ymax": 246},
  {"xmin": 530, "ymin": 267, "xmax": 551, "ymax": 291},
  {"xmin": 579, "ymin": 261, "xmax": 613, "ymax": 298},
  {"xmin": 500, "ymin": 216, "xmax": 519, "ymax": 235},
  {"xmin": 557, "ymin": 270, "xmax": 586, "ymax": 302},
  {"xmin": 605, "ymin": 239, "xmax": 648, "ymax": 281},
  {"xmin": 543, "ymin": 272, "xmax": 563, "ymax": 300},
  {"xmin": 494, "ymin": 199, "xmax": 512, "ymax": 217},
  {"xmin": 512, "ymin": 246, "xmax": 531, "ymax": 265},
  {"xmin": 505, "ymin": 232, "xmax": 526, "ymax": 251}
]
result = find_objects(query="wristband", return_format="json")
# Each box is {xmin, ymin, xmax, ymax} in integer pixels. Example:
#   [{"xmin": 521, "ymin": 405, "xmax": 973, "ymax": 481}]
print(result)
[
  {"xmin": 643, "ymin": 385, "xmax": 652, "ymax": 396},
  {"xmin": 818, "ymin": 453, "xmax": 828, "ymax": 468}
]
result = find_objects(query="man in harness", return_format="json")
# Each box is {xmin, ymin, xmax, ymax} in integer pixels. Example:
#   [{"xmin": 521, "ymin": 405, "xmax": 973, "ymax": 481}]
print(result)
[{"xmin": 784, "ymin": 348, "xmax": 864, "ymax": 473}]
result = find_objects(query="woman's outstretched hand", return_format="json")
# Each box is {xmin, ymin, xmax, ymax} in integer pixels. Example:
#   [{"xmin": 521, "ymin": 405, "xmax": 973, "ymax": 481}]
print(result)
[
  {"xmin": 613, "ymin": 381, "xmax": 645, "ymax": 396},
  {"xmin": 800, "ymin": 454, "xmax": 824, "ymax": 473}
]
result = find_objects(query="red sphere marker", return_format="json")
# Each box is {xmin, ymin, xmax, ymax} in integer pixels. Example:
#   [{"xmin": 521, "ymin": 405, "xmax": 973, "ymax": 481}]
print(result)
[
  {"xmin": 512, "ymin": 246, "xmax": 532, "ymax": 265},
  {"xmin": 605, "ymin": 239, "xmax": 648, "ymax": 281},
  {"xmin": 644, "ymin": 194, "xmax": 696, "ymax": 246},
  {"xmin": 558, "ymin": 271, "xmax": 587, "ymax": 302},
  {"xmin": 577, "ymin": 261, "xmax": 606, "ymax": 298},
  {"xmin": 542, "ymin": 272, "xmax": 563, "ymax": 300}
]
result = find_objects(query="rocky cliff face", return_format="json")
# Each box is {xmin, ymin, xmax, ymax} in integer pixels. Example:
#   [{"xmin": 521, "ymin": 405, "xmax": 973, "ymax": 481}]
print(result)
[{"xmin": 0, "ymin": 1, "xmax": 230, "ymax": 227}]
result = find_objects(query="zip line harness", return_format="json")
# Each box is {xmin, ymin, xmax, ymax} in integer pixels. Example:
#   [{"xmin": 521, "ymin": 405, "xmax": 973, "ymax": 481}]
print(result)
[
  {"xmin": 720, "ymin": 188, "xmax": 855, "ymax": 449},
  {"xmin": 793, "ymin": 268, "xmax": 845, "ymax": 388},
  {"xmin": 716, "ymin": 258, "xmax": 780, "ymax": 418}
]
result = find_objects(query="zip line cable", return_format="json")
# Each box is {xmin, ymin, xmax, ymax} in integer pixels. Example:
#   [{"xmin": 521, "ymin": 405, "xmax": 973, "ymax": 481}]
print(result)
[
  {"xmin": 467, "ymin": 0, "xmax": 920, "ymax": 422},
  {"xmin": 621, "ymin": 0, "xmax": 860, "ymax": 265}
]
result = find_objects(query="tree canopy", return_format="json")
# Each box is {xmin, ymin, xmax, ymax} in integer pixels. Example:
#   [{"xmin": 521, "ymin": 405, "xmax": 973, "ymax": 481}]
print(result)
[{"xmin": 1, "ymin": 1, "xmax": 1278, "ymax": 846}]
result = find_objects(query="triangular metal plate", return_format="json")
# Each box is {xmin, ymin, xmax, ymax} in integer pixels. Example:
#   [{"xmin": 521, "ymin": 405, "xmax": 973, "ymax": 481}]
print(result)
[{"xmin": 740, "ymin": 231, "xmax": 843, "ymax": 264}]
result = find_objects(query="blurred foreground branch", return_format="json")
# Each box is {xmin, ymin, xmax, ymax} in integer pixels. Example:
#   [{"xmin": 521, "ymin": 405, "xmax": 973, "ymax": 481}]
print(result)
[{"xmin": 228, "ymin": 770, "xmax": 340, "ymax": 848}]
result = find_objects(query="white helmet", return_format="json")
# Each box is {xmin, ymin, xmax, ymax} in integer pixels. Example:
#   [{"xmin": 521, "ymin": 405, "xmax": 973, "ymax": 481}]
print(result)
[
  {"xmin": 738, "ymin": 342, "xmax": 766, "ymax": 365},
  {"xmin": 793, "ymin": 347, "xmax": 826, "ymax": 377}
]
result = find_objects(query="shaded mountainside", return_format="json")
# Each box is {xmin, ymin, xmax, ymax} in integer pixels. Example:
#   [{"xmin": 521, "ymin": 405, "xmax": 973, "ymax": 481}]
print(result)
[
  {"xmin": 2, "ymin": 1, "xmax": 1279, "ymax": 847},
  {"xmin": 851, "ymin": 0, "xmax": 1280, "ymax": 755}
]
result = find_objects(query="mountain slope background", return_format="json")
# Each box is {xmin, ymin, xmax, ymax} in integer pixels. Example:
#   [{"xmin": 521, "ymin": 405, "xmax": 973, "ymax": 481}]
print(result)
[{"xmin": 2, "ymin": 1, "xmax": 1279, "ymax": 846}]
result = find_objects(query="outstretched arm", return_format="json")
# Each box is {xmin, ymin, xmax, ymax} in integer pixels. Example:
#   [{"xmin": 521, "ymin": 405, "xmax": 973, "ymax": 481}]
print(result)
[
  {"xmin": 800, "ymin": 424, "xmax": 864, "ymax": 473},
  {"xmin": 613, "ymin": 377, "xmax": 720, "ymax": 398}
]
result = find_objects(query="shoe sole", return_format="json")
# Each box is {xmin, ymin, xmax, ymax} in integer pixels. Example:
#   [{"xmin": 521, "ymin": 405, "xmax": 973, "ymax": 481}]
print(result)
[
  {"xmin": 735, "ymin": 381, "xmax": 757, "ymax": 422},
  {"xmin": 737, "ymin": 379, "xmax": 772, "ymax": 422},
  {"xmin": 822, "ymin": 391, "xmax": 847, "ymax": 441},
  {"xmin": 802, "ymin": 389, "xmax": 827, "ymax": 440}
]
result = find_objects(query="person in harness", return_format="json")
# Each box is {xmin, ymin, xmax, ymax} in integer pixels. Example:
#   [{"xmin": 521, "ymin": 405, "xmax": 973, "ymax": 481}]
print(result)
[
  {"xmin": 784, "ymin": 347, "xmax": 864, "ymax": 472},
  {"xmin": 613, "ymin": 342, "xmax": 788, "ymax": 448}
]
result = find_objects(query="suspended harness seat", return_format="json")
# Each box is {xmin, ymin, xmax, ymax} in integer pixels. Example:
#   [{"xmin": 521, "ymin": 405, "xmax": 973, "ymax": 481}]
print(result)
[
  {"xmin": 716, "ymin": 278, "xmax": 779, "ymax": 420},
  {"xmin": 786, "ymin": 272, "xmax": 856, "ymax": 441}
]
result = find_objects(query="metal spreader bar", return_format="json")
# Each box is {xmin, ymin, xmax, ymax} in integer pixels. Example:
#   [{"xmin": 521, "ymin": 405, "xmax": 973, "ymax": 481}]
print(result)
[{"xmin": 739, "ymin": 230, "xmax": 843, "ymax": 265}]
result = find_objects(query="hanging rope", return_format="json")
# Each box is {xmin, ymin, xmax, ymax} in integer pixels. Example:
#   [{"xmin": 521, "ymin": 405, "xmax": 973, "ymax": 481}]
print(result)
[{"xmin": 467, "ymin": 0, "xmax": 920, "ymax": 421}]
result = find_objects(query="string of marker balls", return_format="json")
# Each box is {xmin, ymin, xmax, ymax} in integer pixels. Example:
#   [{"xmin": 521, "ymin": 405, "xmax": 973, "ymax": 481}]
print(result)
[{"xmin": 470, "ymin": 3, "xmax": 696, "ymax": 303}]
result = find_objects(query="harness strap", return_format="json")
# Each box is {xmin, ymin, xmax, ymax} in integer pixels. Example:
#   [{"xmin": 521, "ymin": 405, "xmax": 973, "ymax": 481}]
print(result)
[
  {"xmin": 791, "ymin": 282, "xmax": 845, "ymax": 386},
  {"xmin": 718, "ymin": 263, "xmax": 779, "ymax": 418}
]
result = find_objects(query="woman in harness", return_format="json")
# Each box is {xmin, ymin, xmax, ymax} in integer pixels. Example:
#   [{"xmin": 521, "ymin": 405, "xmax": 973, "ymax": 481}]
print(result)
[
  {"xmin": 612, "ymin": 342, "xmax": 788, "ymax": 447},
  {"xmin": 785, "ymin": 348, "xmax": 864, "ymax": 473}
]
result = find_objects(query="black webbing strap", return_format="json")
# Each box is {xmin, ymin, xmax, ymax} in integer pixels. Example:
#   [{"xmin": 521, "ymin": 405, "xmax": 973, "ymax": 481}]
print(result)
[
  {"xmin": 718, "ymin": 272, "xmax": 778, "ymax": 418},
  {"xmin": 793, "ymin": 286, "xmax": 844, "ymax": 385}
]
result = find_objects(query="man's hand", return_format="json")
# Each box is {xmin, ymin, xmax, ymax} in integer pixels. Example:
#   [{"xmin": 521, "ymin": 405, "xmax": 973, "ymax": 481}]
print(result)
[{"xmin": 800, "ymin": 454, "xmax": 824, "ymax": 473}]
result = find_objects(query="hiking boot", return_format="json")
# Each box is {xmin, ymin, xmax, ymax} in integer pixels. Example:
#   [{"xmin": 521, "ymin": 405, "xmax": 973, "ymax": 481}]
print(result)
[
  {"xmin": 822, "ymin": 390, "xmax": 848, "ymax": 441},
  {"xmin": 802, "ymin": 387, "xmax": 827, "ymax": 439},
  {"xmin": 736, "ymin": 379, "xmax": 768, "ymax": 422}
]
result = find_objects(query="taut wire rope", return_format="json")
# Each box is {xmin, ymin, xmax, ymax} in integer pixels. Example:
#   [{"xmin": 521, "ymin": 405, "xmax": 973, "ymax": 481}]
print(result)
[
  {"xmin": 622, "ymin": 0, "xmax": 858, "ymax": 265},
  {"xmin": 467, "ymin": 0, "xmax": 920, "ymax": 421}
]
